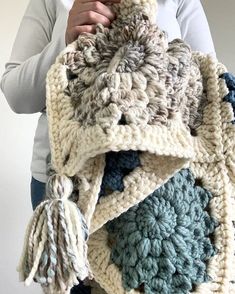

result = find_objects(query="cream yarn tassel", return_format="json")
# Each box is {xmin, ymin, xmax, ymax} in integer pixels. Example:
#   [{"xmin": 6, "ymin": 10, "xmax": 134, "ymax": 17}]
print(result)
[{"xmin": 16, "ymin": 174, "xmax": 93, "ymax": 293}]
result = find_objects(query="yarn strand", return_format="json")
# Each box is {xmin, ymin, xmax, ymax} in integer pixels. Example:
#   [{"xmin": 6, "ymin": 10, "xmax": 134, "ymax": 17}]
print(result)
[{"xmin": 17, "ymin": 174, "xmax": 92, "ymax": 292}]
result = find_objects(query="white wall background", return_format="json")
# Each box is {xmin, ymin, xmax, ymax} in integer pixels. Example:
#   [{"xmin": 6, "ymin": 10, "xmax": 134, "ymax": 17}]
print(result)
[
  {"xmin": 0, "ymin": 1, "xmax": 234, "ymax": 294},
  {"xmin": 203, "ymin": 0, "xmax": 235, "ymax": 73},
  {"xmin": 0, "ymin": 0, "xmax": 42, "ymax": 293}
]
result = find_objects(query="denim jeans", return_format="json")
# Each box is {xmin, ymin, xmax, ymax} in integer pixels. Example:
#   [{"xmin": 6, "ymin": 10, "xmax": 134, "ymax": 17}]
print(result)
[{"xmin": 30, "ymin": 176, "xmax": 91, "ymax": 294}]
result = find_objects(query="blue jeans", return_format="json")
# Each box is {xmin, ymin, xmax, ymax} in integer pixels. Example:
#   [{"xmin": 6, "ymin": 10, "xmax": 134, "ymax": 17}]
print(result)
[{"xmin": 30, "ymin": 176, "xmax": 91, "ymax": 294}]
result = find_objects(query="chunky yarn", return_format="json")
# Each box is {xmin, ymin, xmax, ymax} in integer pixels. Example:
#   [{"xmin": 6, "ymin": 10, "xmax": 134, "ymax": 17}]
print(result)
[
  {"xmin": 99, "ymin": 150, "xmax": 141, "ymax": 197},
  {"xmin": 64, "ymin": 16, "xmax": 203, "ymax": 131},
  {"xmin": 221, "ymin": 73, "xmax": 235, "ymax": 124},
  {"xmin": 105, "ymin": 168, "xmax": 218, "ymax": 293},
  {"xmin": 17, "ymin": 0, "xmax": 235, "ymax": 293},
  {"xmin": 17, "ymin": 174, "xmax": 93, "ymax": 294}
]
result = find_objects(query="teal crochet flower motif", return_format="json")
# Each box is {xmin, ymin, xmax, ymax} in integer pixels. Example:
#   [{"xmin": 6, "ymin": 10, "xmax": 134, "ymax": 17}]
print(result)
[{"xmin": 106, "ymin": 169, "xmax": 218, "ymax": 294}]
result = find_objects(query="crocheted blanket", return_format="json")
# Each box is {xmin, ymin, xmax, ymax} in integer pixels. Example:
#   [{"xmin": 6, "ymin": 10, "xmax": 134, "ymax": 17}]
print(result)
[{"xmin": 17, "ymin": 0, "xmax": 235, "ymax": 293}]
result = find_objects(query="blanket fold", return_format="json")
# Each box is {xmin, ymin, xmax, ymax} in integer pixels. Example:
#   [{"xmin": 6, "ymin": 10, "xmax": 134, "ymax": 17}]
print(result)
[{"xmin": 17, "ymin": 0, "xmax": 235, "ymax": 293}]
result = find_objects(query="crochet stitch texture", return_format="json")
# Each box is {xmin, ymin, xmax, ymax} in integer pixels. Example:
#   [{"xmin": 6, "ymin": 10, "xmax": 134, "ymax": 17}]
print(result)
[
  {"xmin": 17, "ymin": 0, "xmax": 235, "ymax": 293},
  {"xmin": 105, "ymin": 168, "xmax": 218, "ymax": 293}
]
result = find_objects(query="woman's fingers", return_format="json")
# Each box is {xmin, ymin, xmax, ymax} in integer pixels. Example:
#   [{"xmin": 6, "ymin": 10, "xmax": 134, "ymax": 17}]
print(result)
[
  {"xmin": 75, "ymin": 0, "xmax": 121, "ymax": 5},
  {"xmin": 71, "ymin": 1, "xmax": 115, "ymax": 25},
  {"xmin": 66, "ymin": 24, "xmax": 97, "ymax": 44},
  {"xmin": 66, "ymin": 0, "xmax": 121, "ymax": 45},
  {"xmin": 74, "ymin": 24, "xmax": 97, "ymax": 34},
  {"xmin": 70, "ymin": 10, "xmax": 111, "ymax": 27}
]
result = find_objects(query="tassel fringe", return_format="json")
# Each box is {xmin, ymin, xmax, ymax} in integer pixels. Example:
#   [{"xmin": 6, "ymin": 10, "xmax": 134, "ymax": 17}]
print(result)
[{"xmin": 16, "ymin": 174, "xmax": 93, "ymax": 293}]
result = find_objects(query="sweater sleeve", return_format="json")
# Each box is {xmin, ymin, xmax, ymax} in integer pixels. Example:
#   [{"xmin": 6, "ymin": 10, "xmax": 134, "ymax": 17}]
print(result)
[
  {"xmin": 177, "ymin": 0, "xmax": 216, "ymax": 57},
  {"xmin": 0, "ymin": 0, "xmax": 66, "ymax": 114}
]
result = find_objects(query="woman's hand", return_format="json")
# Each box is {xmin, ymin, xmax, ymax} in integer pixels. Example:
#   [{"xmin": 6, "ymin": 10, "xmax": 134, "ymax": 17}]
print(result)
[{"xmin": 65, "ymin": 0, "xmax": 120, "ymax": 45}]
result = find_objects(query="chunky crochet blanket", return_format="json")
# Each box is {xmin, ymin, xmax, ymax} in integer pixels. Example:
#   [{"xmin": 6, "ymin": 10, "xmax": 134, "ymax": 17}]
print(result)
[{"xmin": 17, "ymin": 0, "xmax": 235, "ymax": 293}]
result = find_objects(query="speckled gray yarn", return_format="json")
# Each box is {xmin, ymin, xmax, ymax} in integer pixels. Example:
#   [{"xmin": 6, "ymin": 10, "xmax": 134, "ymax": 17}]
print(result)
[
  {"xmin": 20, "ymin": 174, "xmax": 91, "ymax": 291},
  {"xmin": 46, "ymin": 153, "xmax": 81, "ymax": 204},
  {"xmin": 64, "ymin": 12, "xmax": 204, "ymax": 132},
  {"xmin": 18, "ymin": 0, "xmax": 235, "ymax": 291}
]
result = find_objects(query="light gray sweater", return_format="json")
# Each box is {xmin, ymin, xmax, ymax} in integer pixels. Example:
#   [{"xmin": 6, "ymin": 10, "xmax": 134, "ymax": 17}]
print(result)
[{"xmin": 0, "ymin": 0, "xmax": 216, "ymax": 183}]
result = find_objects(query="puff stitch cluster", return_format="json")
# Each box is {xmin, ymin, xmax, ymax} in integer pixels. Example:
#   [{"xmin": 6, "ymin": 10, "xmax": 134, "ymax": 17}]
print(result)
[{"xmin": 17, "ymin": 0, "xmax": 235, "ymax": 293}]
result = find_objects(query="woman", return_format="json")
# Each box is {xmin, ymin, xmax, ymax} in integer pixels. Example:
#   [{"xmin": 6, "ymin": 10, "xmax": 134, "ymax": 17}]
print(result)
[{"xmin": 0, "ymin": 0, "xmax": 216, "ymax": 292}]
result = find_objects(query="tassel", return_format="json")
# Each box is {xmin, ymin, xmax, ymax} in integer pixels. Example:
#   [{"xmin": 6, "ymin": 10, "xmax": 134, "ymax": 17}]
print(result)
[{"xmin": 16, "ymin": 174, "xmax": 93, "ymax": 292}]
